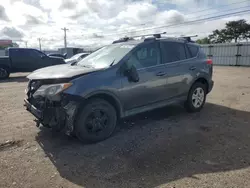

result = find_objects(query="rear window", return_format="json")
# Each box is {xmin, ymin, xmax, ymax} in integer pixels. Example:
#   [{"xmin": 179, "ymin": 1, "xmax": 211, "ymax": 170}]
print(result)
[{"xmin": 187, "ymin": 44, "xmax": 199, "ymax": 58}]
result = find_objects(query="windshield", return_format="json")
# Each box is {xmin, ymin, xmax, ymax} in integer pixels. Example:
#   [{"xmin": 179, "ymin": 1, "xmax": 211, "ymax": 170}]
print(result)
[{"xmin": 77, "ymin": 44, "xmax": 135, "ymax": 68}]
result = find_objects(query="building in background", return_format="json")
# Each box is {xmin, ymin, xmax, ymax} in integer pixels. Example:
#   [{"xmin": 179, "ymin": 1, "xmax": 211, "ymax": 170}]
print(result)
[
  {"xmin": 0, "ymin": 39, "xmax": 19, "ymax": 56},
  {"xmin": 0, "ymin": 40, "xmax": 19, "ymax": 49}
]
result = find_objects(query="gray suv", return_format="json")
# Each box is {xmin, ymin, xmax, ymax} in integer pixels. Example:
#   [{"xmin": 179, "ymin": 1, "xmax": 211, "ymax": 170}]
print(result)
[{"xmin": 24, "ymin": 35, "xmax": 214, "ymax": 143}]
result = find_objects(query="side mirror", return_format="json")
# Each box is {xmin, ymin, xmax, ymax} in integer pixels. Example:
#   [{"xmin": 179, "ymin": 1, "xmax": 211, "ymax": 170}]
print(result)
[{"xmin": 125, "ymin": 65, "xmax": 139, "ymax": 82}]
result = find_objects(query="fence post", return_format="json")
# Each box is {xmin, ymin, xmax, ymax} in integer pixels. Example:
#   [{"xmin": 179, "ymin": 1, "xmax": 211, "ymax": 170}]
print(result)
[
  {"xmin": 235, "ymin": 43, "xmax": 242, "ymax": 66},
  {"xmin": 208, "ymin": 45, "xmax": 213, "ymax": 59}
]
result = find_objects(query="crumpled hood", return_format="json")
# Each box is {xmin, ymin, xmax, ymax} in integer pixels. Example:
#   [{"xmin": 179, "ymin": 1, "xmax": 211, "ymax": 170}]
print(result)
[{"xmin": 27, "ymin": 64, "xmax": 102, "ymax": 80}]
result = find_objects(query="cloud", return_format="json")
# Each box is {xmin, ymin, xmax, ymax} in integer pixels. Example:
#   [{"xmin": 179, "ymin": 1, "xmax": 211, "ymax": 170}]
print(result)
[
  {"xmin": 0, "ymin": 5, "xmax": 9, "ymax": 21},
  {"xmin": 59, "ymin": 0, "xmax": 77, "ymax": 10},
  {"xmin": 0, "ymin": 0, "xmax": 249, "ymax": 49},
  {"xmin": 25, "ymin": 15, "xmax": 44, "ymax": 25},
  {"xmin": 92, "ymin": 33, "xmax": 105, "ymax": 38},
  {"xmin": 0, "ymin": 26, "xmax": 24, "ymax": 38},
  {"xmin": 4, "ymin": 1, "xmax": 48, "ymax": 26},
  {"xmin": 156, "ymin": 10, "xmax": 185, "ymax": 25},
  {"xmin": 116, "ymin": 2, "xmax": 157, "ymax": 24}
]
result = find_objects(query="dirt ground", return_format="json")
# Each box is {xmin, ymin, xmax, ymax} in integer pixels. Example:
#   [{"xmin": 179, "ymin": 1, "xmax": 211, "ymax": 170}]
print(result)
[{"xmin": 0, "ymin": 66, "xmax": 250, "ymax": 188}]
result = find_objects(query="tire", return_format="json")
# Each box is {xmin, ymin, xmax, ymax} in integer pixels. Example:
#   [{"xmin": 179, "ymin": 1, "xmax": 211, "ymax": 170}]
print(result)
[
  {"xmin": 0, "ymin": 67, "xmax": 10, "ymax": 79},
  {"xmin": 75, "ymin": 98, "xmax": 117, "ymax": 143},
  {"xmin": 185, "ymin": 82, "xmax": 207, "ymax": 113}
]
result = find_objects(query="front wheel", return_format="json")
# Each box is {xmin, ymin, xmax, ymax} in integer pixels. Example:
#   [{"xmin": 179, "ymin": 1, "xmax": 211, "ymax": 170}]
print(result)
[
  {"xmin": 185, "ymin": 82, "xmax": 207, "ymax": 112},
  {"xmin": 75, "ymin": 98, "xmax": 117, "ymax": 143},
  {"xmin": 0, "ymin": 67, "xmax": 10, "ymax": 79}
]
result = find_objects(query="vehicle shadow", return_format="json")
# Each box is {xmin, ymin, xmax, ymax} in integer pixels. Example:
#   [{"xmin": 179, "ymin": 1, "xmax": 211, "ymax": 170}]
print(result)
[
  {"xmin": 36, "ymin": 103, "xmax": 250, "ymax": 188},
  {"xmin": 0, "ymin": 75, "xmax": 28, "ymax": 83}
]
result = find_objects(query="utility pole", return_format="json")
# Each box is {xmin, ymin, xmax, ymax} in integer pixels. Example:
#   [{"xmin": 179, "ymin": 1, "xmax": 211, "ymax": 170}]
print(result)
[
  {"xmin": 25, "ymin": 41, "xmax": 28, "ymax": 48},
  {"xmin": 61, "ymin": 27, "xmax": 69, "ymax": 53},
  {"xmin": 38, "ymin": 38, "xmax": 42, "ymax": 51}
]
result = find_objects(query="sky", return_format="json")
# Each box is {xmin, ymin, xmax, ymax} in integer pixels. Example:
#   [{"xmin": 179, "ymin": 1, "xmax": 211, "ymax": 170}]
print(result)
[{"xmin": 0, "ymin": 0, "xmax": 249, "ymax": 50}]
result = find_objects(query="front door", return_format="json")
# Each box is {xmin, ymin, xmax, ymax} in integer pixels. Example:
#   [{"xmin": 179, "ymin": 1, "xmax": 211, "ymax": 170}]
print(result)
[
  {"xmin": 120, "ymin": 41, "xmax": 169, "ymax": 111},
  {"xmin": 27, "ymin": 49, "xmax": 51, "ymax": 70}
]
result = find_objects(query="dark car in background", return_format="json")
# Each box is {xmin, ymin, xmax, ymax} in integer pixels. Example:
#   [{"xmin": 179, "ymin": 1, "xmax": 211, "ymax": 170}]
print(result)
[
  {"xmin": 24, "ymin": 34, "xmax": 214, "ymax": 143},
  {"xmin": 64, "ymin": 52, "xmax": 90, "ymax": 64},
  {"xmin": 0, "ymin": 48, "xmax": 65, "ymax": 79}
]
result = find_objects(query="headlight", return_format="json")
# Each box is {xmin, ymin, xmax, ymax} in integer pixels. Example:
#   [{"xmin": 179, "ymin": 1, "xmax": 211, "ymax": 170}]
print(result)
[{"xmin": 33, "ymin": 83, "xmax": 72, "ymax": 97}]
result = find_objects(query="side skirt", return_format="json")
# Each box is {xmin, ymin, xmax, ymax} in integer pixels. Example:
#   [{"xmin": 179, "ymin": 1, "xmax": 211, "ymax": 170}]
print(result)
[{"xmin": 123, "ymin": 95, "xmax": 187, "ymax": 118}]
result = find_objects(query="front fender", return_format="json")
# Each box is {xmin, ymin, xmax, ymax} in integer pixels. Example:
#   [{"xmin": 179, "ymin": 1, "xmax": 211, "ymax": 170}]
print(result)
[{"xmin": 64, "ymin": 89, "xmax": 124, "ymax": 117}]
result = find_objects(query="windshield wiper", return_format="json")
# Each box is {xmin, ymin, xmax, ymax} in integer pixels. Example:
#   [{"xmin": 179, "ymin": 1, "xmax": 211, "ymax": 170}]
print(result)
[
  {"xmin": 70, "ymin": 61, "xmax": 77, "ymax": 66},
  {"xmin": 110, "ymin": 59, "xmax": 116, "ymax": 67},
  {"xmin": 78, "ymin": 64, "xmax": 93, "ymax": 68}
]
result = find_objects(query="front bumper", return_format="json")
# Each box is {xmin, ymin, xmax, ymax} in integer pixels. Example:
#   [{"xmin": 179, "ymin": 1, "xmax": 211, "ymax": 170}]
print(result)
[
  {"xmin": 24, "ymin": 99, "xmax": 43, "ymax": 119},
  {"xmin": 24, "ymin": 96, "xmax": 79, "ymax": 135}
]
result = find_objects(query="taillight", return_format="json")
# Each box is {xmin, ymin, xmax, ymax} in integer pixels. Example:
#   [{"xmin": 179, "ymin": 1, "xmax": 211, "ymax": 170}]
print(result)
[{"xmin": 207, "ymin": 59, "xmax": 212, "ymax": 65}]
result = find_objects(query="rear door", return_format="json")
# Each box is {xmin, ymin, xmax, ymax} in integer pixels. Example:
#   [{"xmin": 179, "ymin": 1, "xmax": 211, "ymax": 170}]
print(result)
[
  {"xmin": 160, "ymin": 41, "xmax": 188, "ymax": 98},
  {"xmin": 120, "ymin": 41, "xmax": 170, "ymax": 111},
  {"xmin": 178, "ymin": 43, "xmax": 202, "ymax": 95}
]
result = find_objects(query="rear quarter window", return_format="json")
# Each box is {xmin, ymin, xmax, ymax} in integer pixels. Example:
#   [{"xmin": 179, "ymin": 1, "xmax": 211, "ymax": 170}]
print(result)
[{"xmin": 187, "ymin": 44, "xmax": 199, "ymax": 58}]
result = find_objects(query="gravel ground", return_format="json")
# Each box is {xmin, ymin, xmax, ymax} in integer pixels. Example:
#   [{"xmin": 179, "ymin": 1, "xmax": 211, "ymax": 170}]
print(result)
[{"xmin": 0, "ymin": 67, "xmax": 250, "ymax": 188}]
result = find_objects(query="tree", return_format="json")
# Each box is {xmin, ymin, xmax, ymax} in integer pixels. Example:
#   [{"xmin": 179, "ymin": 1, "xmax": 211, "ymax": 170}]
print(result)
[
  {"xmin": 198, "ymin": 19, "xmax": 250, "ymax": 44},
  {"xmin": 208, "ymin": 29, "xmax": 231, "ymax": 43},
  {"xmin": 225, "ymin": 19, "xmax": 249, "ymax": 42},
  {"xmin": 241, "ymin": 23, "xmax": 250, "ymax": 41},
  {"xmin": 196, "ymin": 37, "xmax": 211, "ymax": 44}
]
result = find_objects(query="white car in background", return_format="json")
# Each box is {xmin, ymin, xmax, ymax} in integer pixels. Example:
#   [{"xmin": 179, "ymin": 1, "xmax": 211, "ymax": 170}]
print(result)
[{"xmin": 65, "ymin": 53, "xmax": 90, "ymax": 64}]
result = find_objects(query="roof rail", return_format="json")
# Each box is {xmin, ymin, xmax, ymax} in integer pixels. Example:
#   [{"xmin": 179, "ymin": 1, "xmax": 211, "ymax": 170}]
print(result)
[
  {"xmin": 112, "ymin": 37, "xmax": 134, "ymax": 44},
  {"xmin": 112, "ymin": 32, "xmax": 167, "ymax": 44},
  {"xmin": 133, "ymin": 32, "xmax": 166, "ymax": 39},
  {"xmin": 178, "ymin": 35, "xmax": 198, "ymax": 43}
]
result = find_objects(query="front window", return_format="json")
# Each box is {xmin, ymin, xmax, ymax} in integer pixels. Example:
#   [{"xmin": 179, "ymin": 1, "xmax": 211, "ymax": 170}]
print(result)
[
  {"xmin": 30, "ymin": 50, "xmax": 46, "ymax": 58},
  {"xmin": 126, "ymin": 42, "xmax": 160, "ymax": 69},
  {"xmin": 77, "ymin": 44, "xmax": 135, "ymax": 68}
]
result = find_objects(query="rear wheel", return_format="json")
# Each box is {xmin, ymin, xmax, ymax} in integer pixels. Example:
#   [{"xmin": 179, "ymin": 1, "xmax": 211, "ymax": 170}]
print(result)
[
  {"xmin": 0, "ymin": 67, "xmax": 9, "ymax": 79},
  {"xmin": 185, "ymin": 82, "xmax": 207, "ymax": 112},
  {"xmin": 75, "ymin": 98, "xmax": 117, "ymax": 143}
]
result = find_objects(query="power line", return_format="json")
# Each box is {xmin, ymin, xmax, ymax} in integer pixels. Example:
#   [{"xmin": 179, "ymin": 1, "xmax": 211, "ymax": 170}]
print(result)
[
  {"xmin": 10, "ymin": 1, "xmax": 250, "ymax": 44},
  {"xmin": 126, "ymin": 0, "xmax": 250, "ymax": 28},
  {"xmin": 17, "ymin": 8, "xmax": 250, "ymax": 43},
  {"xmin": 15, "ymin": 0, "xmax": 250, "ymax": 32},
  {"xmin": 94, "ymin": 9, "xmax": 250, "ymax": 37},
  {"xmin": 82, "ymin": 0, "xmax": 250, "ymax": 36}
]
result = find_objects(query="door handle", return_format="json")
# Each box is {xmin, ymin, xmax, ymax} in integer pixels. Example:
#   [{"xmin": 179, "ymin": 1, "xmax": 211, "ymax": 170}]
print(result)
[
  {"xmin": 156, "ymin": 71, "xmax": 166, "ymax": 76},
  {"xmin": 189, "ymin": 66, "xmax": 196, "ymax": 71}
]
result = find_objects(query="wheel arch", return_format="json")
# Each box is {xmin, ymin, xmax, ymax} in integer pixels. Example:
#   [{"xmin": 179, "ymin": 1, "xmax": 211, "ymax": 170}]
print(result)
[
  {"xmin": 0, "ymin": 64, "xmax": 10, "ymax": 70},
  {"xmin": 192, "ymin": 77, "xmax": 209, "ymax": 93},
  {"xmin": 82, "ymin": 91, "xmax": 124, "ymax": 118}
]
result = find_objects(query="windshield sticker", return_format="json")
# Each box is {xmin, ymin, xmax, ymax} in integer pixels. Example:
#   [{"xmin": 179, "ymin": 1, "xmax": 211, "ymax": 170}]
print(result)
[{"xmin": 120, "ymin": 45, "xmax": 135, "ymax": 49}]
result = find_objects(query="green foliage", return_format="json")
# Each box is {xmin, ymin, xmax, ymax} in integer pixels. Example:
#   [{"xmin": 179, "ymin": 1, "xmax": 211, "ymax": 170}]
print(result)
[
  {"xmin": 196, "ymin": 19, "xmax": 250, "ymax": 44},
  {"xmin": 196, "ymin": 37, "xmax": 211, "ymax": 44}
]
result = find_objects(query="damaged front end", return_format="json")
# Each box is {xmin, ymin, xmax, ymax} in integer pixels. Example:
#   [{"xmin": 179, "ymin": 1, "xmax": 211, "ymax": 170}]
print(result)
[{"xmin": 24, "ymin": 79, "xmax": 79, "ymax": 135}]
